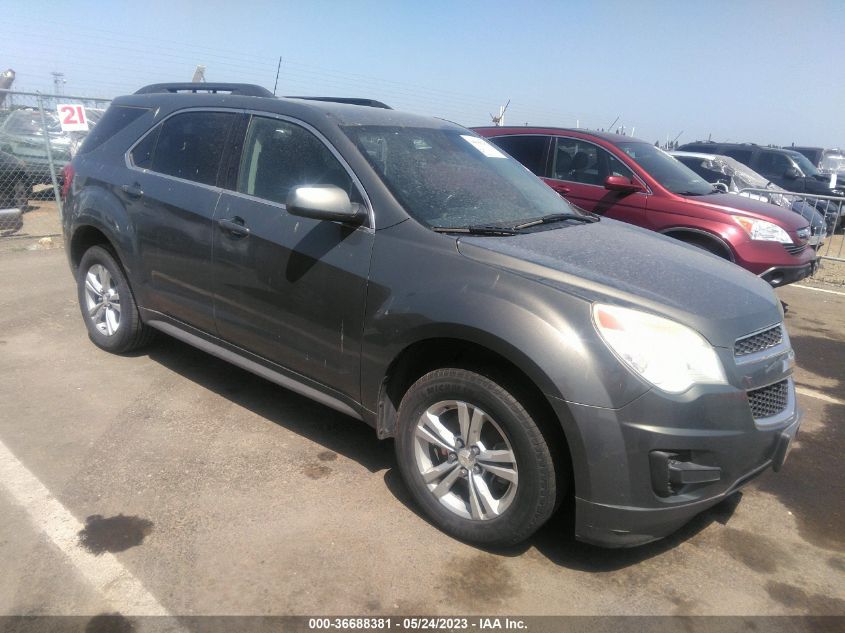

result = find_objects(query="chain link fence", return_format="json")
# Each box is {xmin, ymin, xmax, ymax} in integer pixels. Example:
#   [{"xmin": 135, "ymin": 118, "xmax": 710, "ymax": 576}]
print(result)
[
  {"xmin": 738, "ymin": 187, "xmax": 845, "ymax": 284},
  {"xmin": 0, "ymin": 89, "xmax": 111, "ymax": 241}
]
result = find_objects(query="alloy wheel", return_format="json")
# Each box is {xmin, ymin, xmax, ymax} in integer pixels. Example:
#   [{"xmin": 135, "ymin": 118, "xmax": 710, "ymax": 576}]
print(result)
[
  {"xmin": 413, "ymin": 400, "xmax": 518, "ymax": 521},
  {"xmin": 83, "ymin": 264, "xmax": 121, "ymax": 336}
]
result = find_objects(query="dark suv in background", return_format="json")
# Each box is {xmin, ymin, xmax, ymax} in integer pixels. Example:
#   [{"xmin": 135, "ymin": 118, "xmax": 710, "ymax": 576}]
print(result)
[
  {"xmin": 677, "ymin": 141, "xmax": 842, "ymax": 197},
  {"xmin": 62, "ymin": 83, "xmax": 801, "ymax": 548}
]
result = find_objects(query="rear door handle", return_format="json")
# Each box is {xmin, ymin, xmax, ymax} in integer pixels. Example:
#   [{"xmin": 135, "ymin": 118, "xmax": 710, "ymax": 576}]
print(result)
[
  {"xmin": 121, "ymin": 183, "xmax": 143, "ymax": 199},
  {"xmin": 218, "ymin": 217, "xmax": 251, "ymax": 237}
]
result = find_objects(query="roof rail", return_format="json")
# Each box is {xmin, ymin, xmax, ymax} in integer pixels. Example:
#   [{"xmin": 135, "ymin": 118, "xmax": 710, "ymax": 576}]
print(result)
[
  {"xmin": 134, "ymin": 83, "xmax": 274, "ymax": 97},
  {"xmin": 284, "ymin": 96, "xmax": 392, "ymax": 109}
]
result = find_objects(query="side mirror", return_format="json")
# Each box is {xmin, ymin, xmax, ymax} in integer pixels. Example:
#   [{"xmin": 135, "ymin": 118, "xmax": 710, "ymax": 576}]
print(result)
[
  {"xmin": 286, "ymin": 185, "xmax": 366, "ymax": 223},
  {"xmin": 784, "ymin": 166, "xmax": 802, "ymax": 180},
  {"xmin": 604, "ymin": 175, "xmax": 644, "ymax": 193}
]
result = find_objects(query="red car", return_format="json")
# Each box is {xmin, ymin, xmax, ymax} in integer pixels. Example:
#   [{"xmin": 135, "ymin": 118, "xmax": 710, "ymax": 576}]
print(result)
[{"xmin": 473, "ymin": 127, "xmax": 816, "ymax": 287}]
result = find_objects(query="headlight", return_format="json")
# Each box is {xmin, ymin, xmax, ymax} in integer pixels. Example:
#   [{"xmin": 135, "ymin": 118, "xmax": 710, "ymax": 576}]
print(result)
[
  {"xmin": 592, "ymin": 304, "xmax": 727, "ymax": 394},
  {"xmin": 733, "ymin": 216, "xmax": 792, "ymax": 243}
]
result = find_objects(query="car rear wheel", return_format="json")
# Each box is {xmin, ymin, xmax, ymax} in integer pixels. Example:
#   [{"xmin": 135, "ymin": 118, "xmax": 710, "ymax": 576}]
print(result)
[
  {"xmin": 76, "ymin": 245, "xmax": 154, "ymax": 353},
  {"xmin": 395, "ymin": 368, "xmax": 559, "ymax": 546}
]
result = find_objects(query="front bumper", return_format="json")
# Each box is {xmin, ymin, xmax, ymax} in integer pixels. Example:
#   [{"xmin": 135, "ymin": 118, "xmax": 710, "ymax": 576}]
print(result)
[
  {"xmin": 550, "ymin": 369, "xmax": 801, "ymax": 548},
  {"xmin": 759, "ymin": 260, "xmax": 817, "ymax": 287},
  {"xmin": 573, "ymin": 415, "xmax": 801, "ymax": 547}
]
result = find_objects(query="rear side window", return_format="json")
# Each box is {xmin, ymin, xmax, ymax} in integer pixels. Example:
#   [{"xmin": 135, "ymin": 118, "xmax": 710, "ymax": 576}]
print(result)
[
  {"xmin": 489, "ymin": 135, "xmax": 549, "ymax": 176},
  {"xmin": 236, "ymin": 116, "xmax": 356, "ymax": 205},
  {"xmin": 553, "ymin": 137, "xmax": 602, "ymax": 185},
  {"xmin": 723, "ymin": 148, "xmax": 753, "ymax": 164},
  {"xmin": 756, "ymin": 151, "xmax": 792, "ymax": 177},
  {"xmin": 137, "ymin": 111, "xmax": 236, "ymax": 186},
  {"xmin": 77, "ymin": 105, "xmax": 149, "ymax": 155}
]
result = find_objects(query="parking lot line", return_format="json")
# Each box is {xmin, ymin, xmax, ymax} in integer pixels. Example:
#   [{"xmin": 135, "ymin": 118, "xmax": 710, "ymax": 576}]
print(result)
[
  {"xmin": 795, "ymin": 386, "xmax": 845, "ymax": 406},
  {"xmin": 793, "ymin": 284, "xmax": 845, "ymax": 297},
  {"xmin": 0, "ymin": 439, "xmax": 171, "ymax": 616}
]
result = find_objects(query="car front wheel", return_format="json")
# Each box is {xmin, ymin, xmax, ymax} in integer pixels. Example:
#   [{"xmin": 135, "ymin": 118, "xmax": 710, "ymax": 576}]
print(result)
[{"xmin": 395, "ymin": 368, "xmax": 559, "ymax": 546}]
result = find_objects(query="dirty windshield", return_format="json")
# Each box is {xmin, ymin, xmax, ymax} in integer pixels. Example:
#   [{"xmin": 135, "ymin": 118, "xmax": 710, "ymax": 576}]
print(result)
[{"xmin": 343, "ymin": 126, "xmax": 578, "ymax": 229}]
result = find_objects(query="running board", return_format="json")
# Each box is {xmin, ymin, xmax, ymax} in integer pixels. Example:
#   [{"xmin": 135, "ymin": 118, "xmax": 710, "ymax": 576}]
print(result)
[{"xmin": 146, "ymin": 319, "xmax": 362, "ymax": 420}]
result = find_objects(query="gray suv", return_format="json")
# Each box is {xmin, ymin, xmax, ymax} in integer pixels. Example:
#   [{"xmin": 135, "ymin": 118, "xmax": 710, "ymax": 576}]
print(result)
[{"xmin": 62, "ymin": 83, "xmax": 801, "ymax": 547}]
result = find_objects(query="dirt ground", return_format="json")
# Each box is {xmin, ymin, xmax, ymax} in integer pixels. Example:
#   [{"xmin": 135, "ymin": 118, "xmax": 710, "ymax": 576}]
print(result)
[{"xmin": 0, "ymin": 240, "xmax": 842, "ymax": 619}]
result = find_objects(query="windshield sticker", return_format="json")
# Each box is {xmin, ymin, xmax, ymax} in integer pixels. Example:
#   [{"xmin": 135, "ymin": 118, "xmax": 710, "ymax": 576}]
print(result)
[{"xmin": 461, "ymin": 135, "xmax": 507, "ymax": 158}]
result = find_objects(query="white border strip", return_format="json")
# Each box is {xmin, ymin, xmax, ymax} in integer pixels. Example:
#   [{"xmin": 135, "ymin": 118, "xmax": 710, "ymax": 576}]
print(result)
[
  {"xmin": 0, "ymin": 439, "xmax": 171, "ymax": 615},
  {"xmin": 796, "ymin": 386, "xmax": 845, "ymax": 406},
  {"xmin": 792, "ymin": 285, "xmax": 845, "ymax": 297}
]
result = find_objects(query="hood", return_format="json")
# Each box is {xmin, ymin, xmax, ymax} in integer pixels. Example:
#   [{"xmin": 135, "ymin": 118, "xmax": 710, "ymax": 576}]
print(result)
[
  {"xmin": 691, "ymin": 192, "xmax": 808, "ymax": 231},
  {"xmin": 457, "ymin": 219, "xmax": 781, "ymax": 348}
]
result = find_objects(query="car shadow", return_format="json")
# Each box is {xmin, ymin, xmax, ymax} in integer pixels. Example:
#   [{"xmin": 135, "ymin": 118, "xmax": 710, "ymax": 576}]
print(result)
[
  {"xmin": 141, "ymin": 334, "xmax": 741, "ymax": 572},
  {"xmin": 383, "ymin": 466, "xmax": 742, "ymax": 571},
  {"xmin": 788, "ymin": 333, "xmax": 845, "ymax": 402},
  {"xmin": 143, "ymin": 335, "xmax": 393, "ymax": 474}
]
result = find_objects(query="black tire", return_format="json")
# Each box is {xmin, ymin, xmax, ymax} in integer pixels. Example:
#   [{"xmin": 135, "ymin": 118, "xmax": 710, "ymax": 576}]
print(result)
[
  {"xmin": 395, "ymin": 368, "xmax": 559, "ymax": 546},
  {"xmin": 76, "ymin": 245, "xmax": 154, "ymax": 353},
  {"xmin": 678, "ymin": 235, "xmax": 730, "ymax": 259}
]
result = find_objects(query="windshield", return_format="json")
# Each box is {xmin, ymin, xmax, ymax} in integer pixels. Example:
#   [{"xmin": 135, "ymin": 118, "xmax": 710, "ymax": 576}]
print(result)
[
  {"xmin": 3, "ymin": 110, "xmax": 64, "ymax": 137},
  {"xmin": 617, "ymin": 142, "xmax": 713, "ymax": 195},
  {"xmin": 342, "ymin": 126, "xmax": 578, "ymax": 229},
  {"xmin": 786, "ymin": 151, "xmax": 819, "ymax": 177}
]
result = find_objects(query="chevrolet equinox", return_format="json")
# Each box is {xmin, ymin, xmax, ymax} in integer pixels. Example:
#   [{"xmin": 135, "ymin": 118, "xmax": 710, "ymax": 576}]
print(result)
[{"xmin": 62, "ymin": 83, "xmax": 801, "ymax": 547}]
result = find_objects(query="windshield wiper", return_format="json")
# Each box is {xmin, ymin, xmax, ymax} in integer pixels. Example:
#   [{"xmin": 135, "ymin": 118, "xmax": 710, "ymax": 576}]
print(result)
[
  {"xmin": 432, "ymin": 225, "xmax": 521, "ymax": 236},
  {"xmin": 511, "ymin": 213, "xmax": 599, "ymax": 230}
]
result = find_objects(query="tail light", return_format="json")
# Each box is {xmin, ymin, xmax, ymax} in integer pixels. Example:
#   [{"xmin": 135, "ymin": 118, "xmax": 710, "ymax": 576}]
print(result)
[{"xmin": 61, "ymin": 164, "xmax": 75, "ymax": 200}]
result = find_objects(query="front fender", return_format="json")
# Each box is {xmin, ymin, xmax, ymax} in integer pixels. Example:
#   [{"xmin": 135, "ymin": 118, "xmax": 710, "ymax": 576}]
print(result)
[{"xmin": 361, "ymin": 222, "xmax": 650, "ymax": 415}]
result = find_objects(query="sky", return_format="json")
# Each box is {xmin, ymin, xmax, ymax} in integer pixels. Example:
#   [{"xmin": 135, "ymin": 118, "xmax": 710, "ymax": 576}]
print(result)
[{"xmin": 3, "ymin": 0, "xmax": 844, "ymax": 147}]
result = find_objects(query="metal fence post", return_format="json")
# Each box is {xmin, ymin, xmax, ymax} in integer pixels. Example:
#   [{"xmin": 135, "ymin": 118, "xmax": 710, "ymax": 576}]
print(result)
[{"xmin": 36, "ymin": 92, "xmax": 64, "ymax": 218}]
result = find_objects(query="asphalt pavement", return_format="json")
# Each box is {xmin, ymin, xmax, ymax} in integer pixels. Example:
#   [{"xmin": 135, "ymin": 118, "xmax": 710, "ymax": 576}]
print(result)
[{"xmin": 0, "ymin": 246, "xmax": 842, "ymax": 617}]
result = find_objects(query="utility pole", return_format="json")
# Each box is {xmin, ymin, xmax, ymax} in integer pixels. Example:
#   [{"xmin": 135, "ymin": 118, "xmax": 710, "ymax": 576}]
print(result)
[
  {"xmin": 490, "ymin": 100, "xmax": 510, "ymax": 126},
  {"xmin": 52, "ymin": 72, "xmax": 65, "ymax": 96},
  {"xmin": 273, "ymin": 57, "xmax": 282, "ymax": 96}
]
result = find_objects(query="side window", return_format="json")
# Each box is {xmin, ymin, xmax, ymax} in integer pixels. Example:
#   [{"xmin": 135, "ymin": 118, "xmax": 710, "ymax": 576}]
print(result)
[
  {"xmin": 143, "ymin": 111, "xmax": 236, "ymax": 186},
  {"xmin": 756, "ymin": 151, "xmax": 791, "ymax": 177},
  {"xmin": 130, "ymin": 126, "xmax": 159, "ymax": 169},
  {"xmin": 604, "ymin": 150, "xmax": 635, "ymax": 179},
  {"xmin": 489, "ymin": 135, "xmax": 549, "ymax": 176},
  {"xmin": 552, "ymin": 137, "xmax": 601, "ymax": 185},
  {"xmin": 723, "ymin": 148, "xmax": 753, "ymax": 165},
  {"xmin": 78, "ymin": 106, "xmax": 149, "ymax": 155},
  {"xmin": 237, "ymin": 116, "xmax": 356, "ymax": 205}
]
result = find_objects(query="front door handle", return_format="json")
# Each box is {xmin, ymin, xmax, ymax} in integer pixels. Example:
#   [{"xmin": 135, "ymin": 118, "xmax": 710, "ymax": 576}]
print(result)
[
  {"xmin": 121, "ymin": 183, "xmax": 143, "ymax": 199},
  {"xmin": 218, "ymin": 217, "xmax": 251, "ymax": 237},
  {"xmin": 554, "ymin": 185, "xmax": 571, "ymax": 195}
]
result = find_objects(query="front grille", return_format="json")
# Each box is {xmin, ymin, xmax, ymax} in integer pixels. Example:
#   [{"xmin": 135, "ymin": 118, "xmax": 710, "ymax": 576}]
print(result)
[
  {"xmin": 734, "ymin": 325, "xmax": 783, "ymax": 356},
  {"xmin": 784, "ymin": 243, "xmax": 807, "ymax": 255},
  {"xmin": 747, "ymin": 380, "xmax": 789, "ymax": 419}
]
